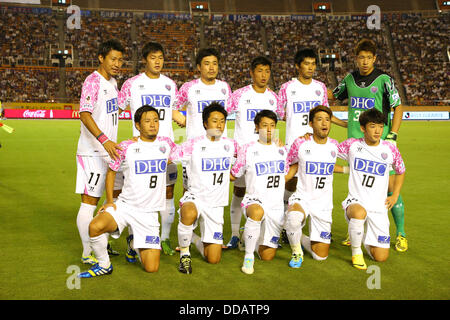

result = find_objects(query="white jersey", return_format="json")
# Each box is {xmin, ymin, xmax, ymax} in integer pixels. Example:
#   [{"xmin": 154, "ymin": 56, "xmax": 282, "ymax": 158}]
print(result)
[
  {"xmin": 118, "ymin": 73, "xmax": 178, "ymax": 139},
  {"xmin": 227, "ymin": 85, "xmax": 282, "ymax": 146},
  {"xmin": 173, "ymin": 135, "xmax": 238, "ymax": 207},
  {"xmin": 287, "ymin": 137, "xmax": 339, "ymax": 211},
  {"xmin": 277, "ymin": 78, "xmax": 329, "ymax": 146},
  {"xmin": 231, "ymin": 141, "xmax": 289, "ymax": 210},
  {"xmin": 109, "ymin": 136, "xmax": 177, "ymax": 212},
  {"xmin": 337, "ymin": 138, "xmax": 406, "ymax": 213},
  {"xmin": 77, "ymin": 71, "xmax": 120, "ymax": 156},
  {"xmin": 174, "ymin": 78, "xmax": 232, "ymax": 140}
]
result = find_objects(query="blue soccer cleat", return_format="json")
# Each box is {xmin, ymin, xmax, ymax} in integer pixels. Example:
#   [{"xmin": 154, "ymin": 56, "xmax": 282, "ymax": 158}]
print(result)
[
  {"xmin": 126, "ymin": 235, "xmax": 137, "ymax": 263},
  {"xmin": 78, "ymin": 263, "xmax": 113, "ymax": 278},
  {"xmin": 226, "ymin": 236, "xmax": 240, "ymax": 249},
  {"xmin": 289, "ymin": 253, "xmax": 303, "ymax": 268}
]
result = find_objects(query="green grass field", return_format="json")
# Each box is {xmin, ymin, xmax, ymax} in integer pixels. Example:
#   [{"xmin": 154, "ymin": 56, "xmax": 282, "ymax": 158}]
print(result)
[{"xmin": 0, "ymin": 119, "xmax": 449, "ymax": 300}]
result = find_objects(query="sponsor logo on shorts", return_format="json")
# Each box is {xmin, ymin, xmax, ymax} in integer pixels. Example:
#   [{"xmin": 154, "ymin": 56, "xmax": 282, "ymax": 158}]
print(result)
[
  {"xmin": 247, "ymin": 109, "xmax": 263, "ymax": 121},
  {"xmin": 106, "ymin": 98, "xmax": 119, "ymax": 114},
  {"xmin": 255, "ymin": 160, "xmax": 285, "ymax": 176},
  {"xmin": 145, "ymin": 236, "xmax": 160, "ymax": 244},
  {"xmin": 135, "ymin": 159, "xmax": 167, "ymax": 174},
  {"xmin": 213, "ymin": 232, "xmax": 223, "ymax": 240},
  {"xmin": 197, "ymin": 100, "xmax": 225, "ymax": 113},
  {"xmin": 320, "ymin": 231, "xmax": 331, "ymax": 240},
  {"xmin": 306, "ymin": 161, "xmax": 335, "ymax": 175},
  {"xmin": 377, "ymin": 235, "xmax": 390, "ymax": 244},
  {"xmin": 141, "ymin": 94, "xmax": 171, "ymax": 108},
  {"xmin": 270, "ymin": 236, "xmax": 279, "ymax": 244},
  {"xmin": 292, "ymin": 101, "xmax": 320, "ymax": 113},
  {"xmin": 354, "ymin": 158, "xmax": 387, "ymax": 176},
  {"xmin": 202, "ymin": 157, "xmax": 231, "ymax": 171},
  {"xmin": 350, "ymin": 96, "xmax": 375, "ymax": 110}
]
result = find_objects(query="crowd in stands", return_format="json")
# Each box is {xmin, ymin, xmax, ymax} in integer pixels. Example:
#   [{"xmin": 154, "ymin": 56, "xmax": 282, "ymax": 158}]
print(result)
[{"xmin": 0, "ymin": 6, "xmax": 448, "ymax": 106}]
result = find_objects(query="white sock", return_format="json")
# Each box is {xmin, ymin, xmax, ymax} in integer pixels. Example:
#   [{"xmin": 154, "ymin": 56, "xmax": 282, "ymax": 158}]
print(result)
[
  {"xmin": 160, "ymin": 198, "xmax": 175, "ymax": 240},
  {"xmin": 349, "ymin": 218, "xmax": 365, "ymax": 256},
  {"xmin": 301, "ymin": 235, "xmax": 327, "ymax": 260},
  {"xmin": 90, "ymin": 234, "xmax": 110, "ymax": 268},
  {"xmin": 178, "ymin": 221, "xmax": 194, "ymax": 256},
  {"xmin": 364, "ymin": 243, "xmax": 375, "ymax": 260},
  {"xmin": 285, "ymin": 211, "xmax": 304, "ymax": 253},
  {"xmin": 243, "ymin": 217, "xmax": 262, "ymax": 260},
  {"xmin": 283, "ymin": 189, "xmax": 294, "ymax": 212},
  {"xmin": 77, "ymin": 203, "xmax": 96, "ymax": 257},
  {"xmin": 230, "ymin": 195, "xmax": 244, "ymax": 237},
  {"xmin": 192, "ymin": 233, "xmax": 205, "ymax": 259}
]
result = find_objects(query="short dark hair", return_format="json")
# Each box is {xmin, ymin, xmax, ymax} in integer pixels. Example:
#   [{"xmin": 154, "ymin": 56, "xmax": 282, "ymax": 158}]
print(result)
[
  {"xmin": 202, "ymin": 102, "xmax": 227, "ymax": 129},
  {"xmin": 355, "ymin": 38, "xmax": 377, "ymax": 56},
  {"xmin": 294, "ymin": 47, "xmax": 317, "ymax": 66},
  {"xmin": 134, "ymin": 105, "xmax": 159, "ymax": 124},
  {"xmin": 251, "ymin": 56, "xmax": 272, "ymax": 72},
  {"xmin": 254, "ymin": 109, "xmax": 278, "ymax": 126},
  {"xmin": 309, "ymin": 105, "xmax": 333, "ymax": 122},
  {"xmin": 142, "ymin": 42, "xmax": 164, "ymax": 59},
  {"xmin": 359, "ymin": 108, "xmax": 385, "ymax": 127},
  {"xmin": 98, "ymin": 39, "xmax": 124, "ymax": 58},
  {"xmin": 196, "ymin": 48, "xmax": 220, "ymax": 66}
]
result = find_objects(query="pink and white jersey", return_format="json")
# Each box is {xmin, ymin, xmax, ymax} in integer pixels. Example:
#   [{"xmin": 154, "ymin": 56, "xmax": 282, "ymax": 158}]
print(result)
[
  {"xmin": 77, "ymin": 71, "xmax": 120, "ymax": 156},
  {"xmin": 227, "ymin": 85, "xmax": 282, "ymax": 145},
  {"xmin": 338, "ymin": 138, "xmax": 406, "ymax": 213},
  {"xmin": 231, "ymin": 141, "xmax": 289, "ymax": 210},
  {"xmin": 278, "ymin": 78, "xmax": 329, "ymax": 146},
  {"xmin": 173, "ymin": 135, "xmax": 238, "ymax": 207},
  {"xmin": 173, "ymin": 78, "xmax": 232, "ymax": 140},
  {"xmin": 109, "ymin": 136, "xmax": 177, "ymax": 212},
  {"xmin": 287, "ymin": 137, "xmax": 339, "ymax": 211},
  {"xmin": 118, "ymin": 73, "xmax": 178, "ymax": 139}
]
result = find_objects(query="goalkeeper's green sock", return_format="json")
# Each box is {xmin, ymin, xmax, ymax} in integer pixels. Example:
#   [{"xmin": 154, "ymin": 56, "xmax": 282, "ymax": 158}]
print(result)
[{"xmin": 389, "ymin": 192, "xmax": 406, "ymax": 237}]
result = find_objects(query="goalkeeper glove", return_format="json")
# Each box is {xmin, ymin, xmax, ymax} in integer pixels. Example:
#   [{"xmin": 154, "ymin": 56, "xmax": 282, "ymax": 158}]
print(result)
[{"xmin": 385, "ymin": 131, "xmax": 398, "ymax": 147}]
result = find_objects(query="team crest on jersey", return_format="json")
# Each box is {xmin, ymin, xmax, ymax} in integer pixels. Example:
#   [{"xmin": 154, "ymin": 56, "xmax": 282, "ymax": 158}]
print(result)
[
  {"xmin": 315, "ymin": 90, "xmax": 321, "ymax": 96},
  {"xmin": 221, "ymin": 88, "xmax": 227, "ymax": 95},
  {"xmin": 165, "ymin": 85, "xmax": 171, "ymax": 91},
  {"xmin": 371, "ymin": 86, "xmax": 378, "ymax": 93},
  {"xmin": 381, "ymin": 152, "xmax": 388, "ymax": 160},
  {"xmin": 159, "ymin": 146, "xmax": 166, "ymax": 154},
  {"xmin": 331, "ymin": 150, "xmax": 336, "ymax": 158},
  {"xmin": 86, "ymin": 95, "xmax": 91, "ymax": 101}
]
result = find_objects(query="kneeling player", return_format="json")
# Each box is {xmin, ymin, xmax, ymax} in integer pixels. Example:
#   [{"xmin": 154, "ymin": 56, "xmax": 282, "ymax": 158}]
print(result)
[
  {"xmin": 285, "ymin": 105, "xmax": 340, "ymax": 267},
  {"xmin": 175, "ymin": 103, "xmax": 238, "ymax": 274},
  {"xmin": 230, "ymin": 110, "xmax": 293, "ymax": 274},
  {"xmin": 337, "ymin": 109, "xmax": 405, "ymax": 270},
  {"xmin": 78, "ymin": 105, "xmax": 177, "ymax": 277}
]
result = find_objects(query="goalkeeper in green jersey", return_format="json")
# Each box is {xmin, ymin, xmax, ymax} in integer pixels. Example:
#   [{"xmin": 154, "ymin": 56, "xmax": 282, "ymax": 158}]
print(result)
[{"xmin": 329, "ymin": 38, "xmax": 408, "ymax": 252}]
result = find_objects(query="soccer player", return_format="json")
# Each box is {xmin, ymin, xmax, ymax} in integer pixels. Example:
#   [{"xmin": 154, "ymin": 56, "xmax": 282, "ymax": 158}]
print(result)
[
  {"xmin": 230, "ymin": 110, "xmax": 292, "ymax": 275},
  {"xmin": 175, "ymin": 103, "xmax": 238, "ymax": 274},
  {"xmin": 277, "ymin": 48, "xmax": 329, "ymax": 214},
  {"xmin": 284, "ymin": 105, "xmax": 340, "ymax": 268},
  {"xmin": 225, "ymin": 56, "xmax": 283, "ymax": 249},
  {"xmin": 75, "ymin": 39, "xmax": 125, "ymax": 266},
  {"xmin": 78, "ymin": 105, "xmax": 178, "ymax": 277},
  {"xmin": 337, "ymin": 108, "xmax": 405, "ymax": 270},
  {"xmin": 330, "ymin": 38, "xmax": 408, "ymax": 252},
  {"xmin": 118, "ymin": 42, "xmax": 185, "ymax": 256}
]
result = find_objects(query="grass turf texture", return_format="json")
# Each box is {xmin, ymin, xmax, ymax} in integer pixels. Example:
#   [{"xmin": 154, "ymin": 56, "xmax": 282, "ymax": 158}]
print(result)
[{"xmin": 0, "ymin": 119, "xmax": 449, "ymax": 300}]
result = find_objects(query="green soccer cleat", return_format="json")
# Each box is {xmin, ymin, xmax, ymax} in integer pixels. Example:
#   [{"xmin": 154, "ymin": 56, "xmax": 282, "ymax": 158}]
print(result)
[{"xmin": 161, "ymin": 239, "xmax": 175, "ymax": 256}]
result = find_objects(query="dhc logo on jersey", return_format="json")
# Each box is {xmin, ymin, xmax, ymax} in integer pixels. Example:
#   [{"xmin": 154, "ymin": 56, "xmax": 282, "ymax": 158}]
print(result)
[
  {"xmin": 202, "ymin": 157, "xmax": 231, "ymax": 172},
  {"xmin": 354, "ymin": 158, "xmax": 387, "ymax": 176},
  {"xmin": 350, "ymin": 97, "xmax": 375, "ymax": 110},
  {"xmin": 293, "ymin": 101, "xmax": 320, "ymax": 113},
  {"xmin": 197, "ymin": 100, "xmax": 225, "ymax": 113},
  {"xmin": 106, "ymin": 98, "xmax": 119, "ymax": 113},
  {"xmin": 247, "ymin": 109, "xmax": 263, "ymax": 121},
  {"xmin": 135, "ymin": 159, "xmax": 167, "ymax": 174},
  {"xmin": 141, "ymin": 95, "xmax": 171, "ymax": 108},
  {"xmin": 306, "ymin": 162, "xmax": 335, "ymax": 175},
  {"xmin": 255, "ymin": 160, "xmax": 285, "ymax": 176}
]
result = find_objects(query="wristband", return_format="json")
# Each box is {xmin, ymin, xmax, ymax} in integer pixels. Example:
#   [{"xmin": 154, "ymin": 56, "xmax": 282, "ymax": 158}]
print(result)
[
  {"xmin": 96, "ymin": 133, "xmax": 109, "ymax": 145},
  {"xmin": 343, "ymin": 166, "xmax": 350, "ymax": 174},
  {"xmin": 386, "ymin": 131, "xmax": 398, "ymax": 141}
]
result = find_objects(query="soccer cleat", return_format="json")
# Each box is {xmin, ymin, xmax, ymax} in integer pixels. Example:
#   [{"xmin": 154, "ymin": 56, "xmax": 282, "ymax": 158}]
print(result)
[
  {"xmin": 81, "ymin": 255, "xmax": 98, "ymax": 266},
  {"xmin": 107, "ymin": 241, "xmax": 120, "ymax": 256},
  {"xmin": 226, "ymin": 236, "xmax": 240, "ymax": 249},
  {"xmin": 238, "ymin": 227, "xmax": 245, "ymax": 252},
  {"xmin": 78, "ymin": 263, "xmax": 113, "ymax": 278},
  {"xmin": 395, "ymin": 234, "xmax": 408, "ymax": 252},
  {"xmin": 351, "ymin": 254, "xmax": 367, "ymax": 270},
  {"xmin": 178, "ymin": 255, "xmax": 192, "ymax": 274},
  {"xmin": 289, "ymin": 253, "xmax": 303, "ymax": 268},
  {"xmin": 241, "ymin": 258, "xmax": 254, "ymax": 275},
  {"xmin": 125, "ymin": 235, "xmax": 137, "ymax": 263},
  {"xmin": 341, "ymin": 233, "xmax": 351, "ymax": 246},
  {"xmin": 161, "ymin": 239, "xmax": 175, "ymax": 256}
]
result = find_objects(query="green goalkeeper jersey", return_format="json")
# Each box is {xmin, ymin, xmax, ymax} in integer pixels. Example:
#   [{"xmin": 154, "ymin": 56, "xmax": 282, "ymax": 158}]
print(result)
[{"xmin": 333, "ymin": 68, "xmax": 401, "ymax": 139}]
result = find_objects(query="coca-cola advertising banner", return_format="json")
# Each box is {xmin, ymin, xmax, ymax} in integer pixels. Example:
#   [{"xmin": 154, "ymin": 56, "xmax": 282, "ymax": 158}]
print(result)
[{"xmin": 4, "ymin": 109, "xmax": 133, "ymax": 119}]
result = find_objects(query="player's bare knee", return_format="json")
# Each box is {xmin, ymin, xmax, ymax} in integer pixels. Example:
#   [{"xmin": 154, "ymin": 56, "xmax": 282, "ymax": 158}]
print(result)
[
  {"xmin": 143, "ymin": 263, "xmax": 159, "ymax": 273},
  {"xmin": 247, "ymin": 204, "xmax": 264, "ymax": 221},
  {"xmin": 88, "ymin": 221, "xmax": 103, "ymax": 237},
  {"xmin": 207, "ymin": 254, "xmax": 221, "ymax": 264},
  {"xmin": 260, "ymin": 249, "xmax": 276, "ymax": 261},
  {"xmin": 373, "ymin": 250, "xmax": 389, "ymax": 262}
]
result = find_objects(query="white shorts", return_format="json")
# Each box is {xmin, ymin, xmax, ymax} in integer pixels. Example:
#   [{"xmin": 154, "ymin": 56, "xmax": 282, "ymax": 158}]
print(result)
[
  {"xmin": 106, "ymin": 199, "xmax": 161, "ymax": 250},
  {"xmin": 342, "ymin": 196, "xmax": 390, "ymax": 249},
  {"xmin": 179, "ymin": 192, "xmax": 224, "ymax": 245},
  {"xmin": 75, "ymin": 155, "xmax": 123, "ymax": 197},
  {"xmin": 258, "ymin": 215, "xmax": 284, "ymax": 249}
]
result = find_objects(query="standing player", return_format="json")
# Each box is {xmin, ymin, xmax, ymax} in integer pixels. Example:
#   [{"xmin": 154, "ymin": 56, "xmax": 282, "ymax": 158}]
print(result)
[
  {"xmin": 118, "ymin": 42, "xmax": 185, "ymax": 256},
  {"xmin": 277, "ymin": 48, "xmax": 329, "ymax": 214},
  {"xmin": 337, "ymin": 108, "xmax": 405, "ymax": 269},
  {"xmin": 175, "ymin": 103, "xmax": 238, "ymax": 274},
  {"xmin": 225, "ymin": 56, "xmax": 283, "ymax": 249},
  {"xmin": 284, "ymin": 105, "xmax": 341, "ymax": 268},
  {"xmin": 75, "ymin": 39, "xmax": 125, "ymax": 265},
  {"xmin": 230, "ymin": 110, "xmax": 292, "ymax": 275},
  {"xmin": 330, "ymin": 38, "xmax": 408, "ymax": 252},
  {"xmin": 78, "ymin": 105, "xmax": 178, "ymax": 277}
]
